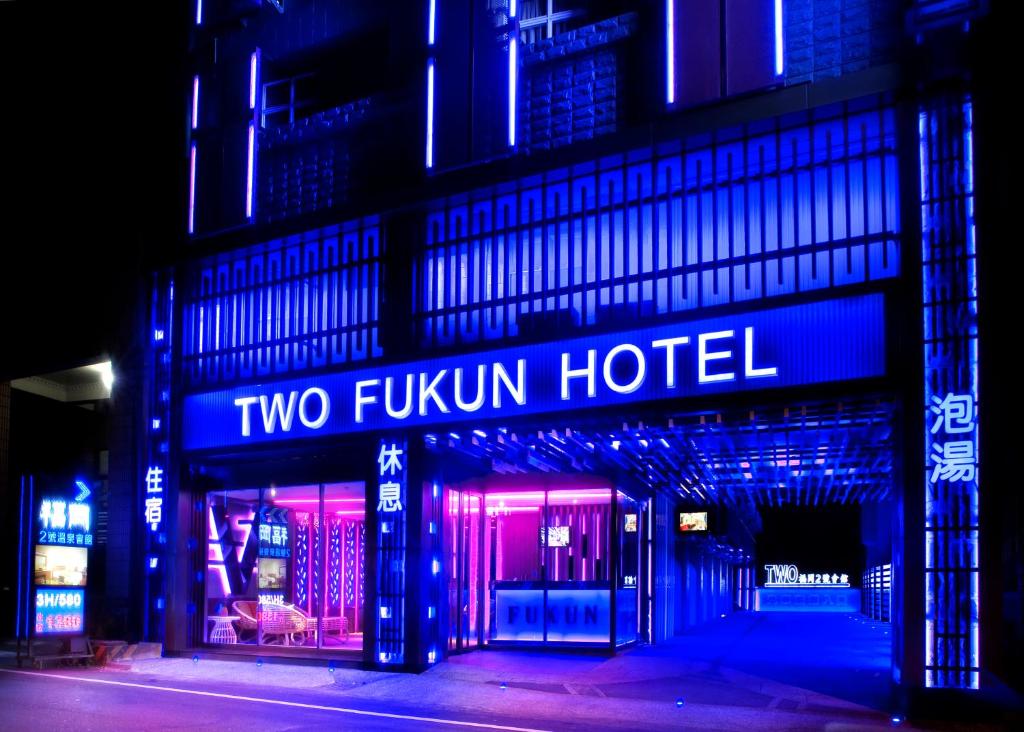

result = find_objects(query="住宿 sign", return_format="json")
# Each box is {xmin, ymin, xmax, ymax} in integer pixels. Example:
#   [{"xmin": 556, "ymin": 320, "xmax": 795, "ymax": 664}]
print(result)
[{"xmin": 183, "ymin": 295, "xmax": 886, "ymax": 450}]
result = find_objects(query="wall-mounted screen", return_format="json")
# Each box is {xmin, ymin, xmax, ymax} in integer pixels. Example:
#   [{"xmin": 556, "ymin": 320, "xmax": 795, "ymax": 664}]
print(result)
[
  {"xmin": 678, "ymin": 511, "xmax": 709, "ymax": 533},
  {"xmin": 34, "ymin": 546, "xmax": 88, "ymax": 587},
  {"xmin": 540, "ymin": 526, "xmax": 571, "ymax": 548},
  {"xmin": 624, "ymin": 514, "xmax": 638, "ymax": 533},
  {"xmin": 258, "ymin": 558, "xmax": 287, "ymax": 590}
]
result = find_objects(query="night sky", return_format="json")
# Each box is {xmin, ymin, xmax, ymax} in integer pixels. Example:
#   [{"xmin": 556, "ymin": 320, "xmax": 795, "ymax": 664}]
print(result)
[{"xmin": 0, "ymin": 3, "xmax": 187, "ymax": 380}]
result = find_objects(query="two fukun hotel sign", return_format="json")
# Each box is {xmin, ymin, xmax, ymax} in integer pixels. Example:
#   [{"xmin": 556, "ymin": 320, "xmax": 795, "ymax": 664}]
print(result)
[{"xmin": 183, "ymin": 295, "xmax": 885, "ymax": 450}]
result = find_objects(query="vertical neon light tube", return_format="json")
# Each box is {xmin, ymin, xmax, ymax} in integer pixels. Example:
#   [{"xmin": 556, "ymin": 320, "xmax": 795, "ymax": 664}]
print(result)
[
  {"xmin": 196, "ymin": 0, "xmax": 202, "ymax": 25},
  {"xmin": 26, "ymin": 476, "xmax": 33, "ymax": 638},
  {"xmin": 774, "ymin": 0, "xmax": 784, "ymax": 76},
  {"xmin": 426, "ymin": 60, "xmax": 435, "ymax": 169},
  {"xmin": 188, "ymin": 142, "xmax": 197, "ymax": 234},
  {"xmin": 426, "ymin": 0, "xmax": 436, "ymax": 169},
  {"xmin": 666, "ymin": 0, "xmax": 675, "ymax": 104},
  {"xmin": 15, "ymin": 476, "xmax": 24, "ymax": 644},
  {"xmin": 508, "ymin": 0, "xmax": 517, "ymax": 147},
  {"xmin": 249, "ymin": 51, "xmax": 259, "ymax": 110},
  {"xmin": 191, "ymin": 75, "xmax": 200, "ymax": 130},
  {"xmin": 246, "ymin": 122, "xmax": 255, "ymax": 220},
  {"xmin": 428, "ymin": 0, "xmax": 436, "ymax": 45},
  {"xmin": 247, "ymin": 49, "xmax": 260, "ymax": 221}
]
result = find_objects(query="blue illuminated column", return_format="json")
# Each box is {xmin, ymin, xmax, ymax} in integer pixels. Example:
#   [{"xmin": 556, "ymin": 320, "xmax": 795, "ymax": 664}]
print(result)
[
  {"xmin": 246, "ymin": 49, "xmax": 261, "ymax": 222},
  {"xmin": 920, "ymin": 98, "xmax": 980, "ymax": 689},
  {"xmin": 143, "ymin": 271, "xmax": 175, "ymax": 641},
  {"xmin": 376, "ymin": 438, "xmax": 408, "ymax": 665},
  {"xmin": 507, "ymin": 0, "xmax": 517, "ymax": 148},
  {"xmin": 425, "ymin": 0, "xmax": 436, "ymax": 169}
]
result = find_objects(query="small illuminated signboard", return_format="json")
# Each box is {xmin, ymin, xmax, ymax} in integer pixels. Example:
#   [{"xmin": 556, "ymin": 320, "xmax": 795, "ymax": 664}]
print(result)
[
  {"xmin": 624, "ymin": 513, "xmax": 638, "ymax": 533},
  {"xmin": 33, "ymin": 479, "xmax": 93, "ymax": 638},
  {"xmin": 258, "ymin": 506, "xmax": 291, "ymax": 558},
  {"xmin": 34, "ymin": 588, "xmax": 85, "ymax": 635},
  {"xmin": 763, "ymin": 564, "xmax": 850, "ymax": 587},
  {"xmin": 677, "ymin": 511, "xmax": 708, "ymax": 533}
]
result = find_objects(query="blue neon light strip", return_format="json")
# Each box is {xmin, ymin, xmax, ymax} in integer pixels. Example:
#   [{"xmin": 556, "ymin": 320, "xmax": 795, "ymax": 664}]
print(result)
[
  {"xmin": 188, "ymin": 143, "xmax": 197, "ymax": 234},
  {"xmin": 182, "ymin": 294, "xmax": 886, "ymax": 450},
  {"xmin": 192, "ymin": 75, "xmax": 199, "ymax": 130},
  {"xmin": 666, "ymin": 0, "xmax": 675, "ymax": 104},
  {"xmin": 196, "ymin": 0, "xmax": 202, "ymax": 26},
  {"xmin": 16, "ymin": 476, "xmax": 25, "ymax": 643},
  {"xmin": 428, "ymin": 0, "xmax": 436, "ymax": 46},
  {"xmin": 508, "ymin": 1, "xmax": 517, "ymax": 148},
  {"xmin": 246, "ymin": 122, "xmax": 255, "ymax": 220},
  {"xmin": 774, "ymin": 0, "xmax": 784, "ymax": 76},
  {"xmin": 426, "ymin": 60, "xmax": 435, "ymax": 169},
  {"xmin": 249, "ymin": 51, "xmax": 259, "ymax": 110}
]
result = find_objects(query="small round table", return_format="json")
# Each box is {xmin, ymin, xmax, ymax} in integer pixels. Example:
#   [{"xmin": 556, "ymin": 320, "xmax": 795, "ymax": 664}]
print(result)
[{"xmin": 208, "ymin": 615, "xmax": 239, "ymax": 644}]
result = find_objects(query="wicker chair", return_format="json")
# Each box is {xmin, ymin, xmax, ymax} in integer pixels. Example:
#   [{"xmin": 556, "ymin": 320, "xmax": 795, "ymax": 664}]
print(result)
[
  {"xmin": 232, "ymin": 601, "xmax": 259, "ymax": 642},
  {"xmin": 299, "ymin": 611, "xmax": 350, "ymax": 641},
  {"xmin": 258, "ymin": 604, "xmax": 307, "ymax": 645}
]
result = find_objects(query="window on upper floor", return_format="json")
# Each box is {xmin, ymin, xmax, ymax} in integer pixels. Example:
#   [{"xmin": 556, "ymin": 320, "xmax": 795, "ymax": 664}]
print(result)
[
  {"xmin": 261, "ymin": 73, "xmax": 316, "ymax": 128},
  {"xmin": 518, "ymin": 1, "xmax": 589, "ymax": 44}
]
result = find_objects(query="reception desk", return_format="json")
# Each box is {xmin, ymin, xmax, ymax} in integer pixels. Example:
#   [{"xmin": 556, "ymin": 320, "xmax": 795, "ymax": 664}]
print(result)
[
  {"xmin": 755, "ymin": 586, "xmax": 860, "ymax": 612},
  {"xmin": 492, "ymin": 581, "xmax": 611, "ymax": 643}
]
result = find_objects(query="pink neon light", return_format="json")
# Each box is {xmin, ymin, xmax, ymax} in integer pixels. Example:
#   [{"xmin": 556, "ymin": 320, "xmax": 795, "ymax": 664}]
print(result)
[{"xmin": 483, "ymin": 490, "xmax": 611, "ymax": 500}]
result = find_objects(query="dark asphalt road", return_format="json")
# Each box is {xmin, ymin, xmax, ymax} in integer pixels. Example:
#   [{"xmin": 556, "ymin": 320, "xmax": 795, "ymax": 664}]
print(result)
[{"xmin": 0, "ymin": 668, "xmax": 567, "ymax": 732}]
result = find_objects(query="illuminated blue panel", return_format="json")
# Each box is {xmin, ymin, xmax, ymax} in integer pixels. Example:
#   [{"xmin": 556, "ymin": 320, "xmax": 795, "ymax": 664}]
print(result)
[
  {"xmin": 182, "ymin": 294, "xmax": 885, "ymax": 451},
  {"xmin": 34, "ymin": 588, "xmax": 85, "ymax": 635},
  {"xmin": 495, "ymin": 588, "xmax": 610, "ymax": 642},
  {"xmin": 415, "ymin": 100, "xmax": 899, "ymax": 347},
  {"xmin": 144, "ymin": 271, "xmax": 174, "ymax": 643},
  {"xmin": 181, "ymin": 219, "xmax": 382, "ymax": 387},
  {"xmin": 755, "ymin": 587, "xmax": 859, "ymax": 612},
  {"xmin": 921, "ymin": 99, "xmax": 980, "ymax": 690}
]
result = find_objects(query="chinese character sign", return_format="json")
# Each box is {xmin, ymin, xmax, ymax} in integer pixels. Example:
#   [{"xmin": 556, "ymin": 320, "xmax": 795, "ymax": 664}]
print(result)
[
  {"xmin": 144, "ymin": 466, "xmax": 164, "ymax": 531},
  {"xmin": 38, "ymin": 493, "xmax": 93, "ymax": 547},
  {"xmin": 763, "ymin": 564, "xmax": 850, "ymax": 587},
  {"xmin": 929, "ymin": 393, "xmax": 978, "ymax": 485},
  {"xmin": 258, "ymin": 506, "xmax": 291, "ymax": 558},
  {"xmin": 377, "ymin": 442, "xmax": 406, "ymax": 513},
  {"xmin": 375, "ymin": 438, "xmax": 408, "ymax": 665}
]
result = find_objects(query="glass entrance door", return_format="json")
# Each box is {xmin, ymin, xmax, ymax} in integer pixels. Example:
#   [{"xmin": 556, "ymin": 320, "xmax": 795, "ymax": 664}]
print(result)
[{"xmin": 447, "ymin": 488, "xmax": 483, "ymax": 651}]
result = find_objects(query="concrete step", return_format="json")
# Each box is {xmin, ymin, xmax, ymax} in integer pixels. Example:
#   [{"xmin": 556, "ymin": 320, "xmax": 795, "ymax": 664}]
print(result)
[{"xmin": 93, "ymin": 641, "xmax": 163, "ymax": 666}]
